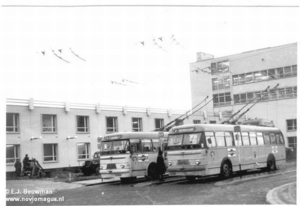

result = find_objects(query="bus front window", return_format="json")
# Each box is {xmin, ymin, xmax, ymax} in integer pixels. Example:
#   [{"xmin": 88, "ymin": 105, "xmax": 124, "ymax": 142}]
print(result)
[
  {"xmin": 100, "ymin": 140, "xmax": 130, "ymax": 155},
  {"xmin": 183, "ymin": 133, "xmax": 204, "ymax": 149}
]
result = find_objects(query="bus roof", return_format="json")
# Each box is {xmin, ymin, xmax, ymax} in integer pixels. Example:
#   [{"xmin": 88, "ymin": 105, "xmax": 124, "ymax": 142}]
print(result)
[
  {"xmin": 169, "ymin": 124, "xmax": 281, "ymax": 134},
  {"xmin": 102, "ymin": 132, "xmax": 169, "ymax": 141}
]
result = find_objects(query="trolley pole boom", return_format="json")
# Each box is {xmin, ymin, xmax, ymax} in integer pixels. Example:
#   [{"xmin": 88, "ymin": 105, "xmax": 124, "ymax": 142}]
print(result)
[
  {"xmin": 163, "ymin": 95, "xmax": 217, "ymax": 131},
  {"xmin": 157, "ymin": 96, "xmax": 209, "ymax": 131},
  {"xmin": 222, "ymin": 86, "xmax": 270, "ymax": 124},
  {"xmin": 231, "ymin": 84, "xmax": 279, "ymax": 124}
]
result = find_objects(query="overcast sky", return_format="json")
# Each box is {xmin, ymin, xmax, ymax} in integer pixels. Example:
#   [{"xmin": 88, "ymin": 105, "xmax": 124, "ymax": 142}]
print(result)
[{"xmin": 1, "ymin": 1, "xmax": 299, "ymax": 110}]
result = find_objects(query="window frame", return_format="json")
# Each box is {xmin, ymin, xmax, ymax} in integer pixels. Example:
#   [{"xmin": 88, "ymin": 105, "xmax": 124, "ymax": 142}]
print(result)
[
  {"xmin": 287, "ymin": 119, "xmax": 297, "ymax": 131},
  {"xmin": 6, "ymin": 113, "xmax": 20, "ymax": 133},
  {"xmin": 43, "ymin": 144, "xmax": 58, "ymax": 162},
  {"xmin": 154, "ymin": 118, "xmax": 164, "ymax": 130},
  {"xmin": 76, "ymin": 115, "xmax": 90, "ymax": 133},
  {"xmin": 106, "ymin": 116, "xmax": 118, "ymax": 133},
  {"xmin": 132, "ymin": 117, "xmax": 143, "ymax": 132},
  {"xmin": 77, "ymin": 142, "xmax": 90, "ymax": 160},
  {"xmin": 41, "ymin": 114, "xmax": 57, "ymax": 133},
  {"xmin": 6, "ymin": 144, "xmax": 20, "ymax": 164}
]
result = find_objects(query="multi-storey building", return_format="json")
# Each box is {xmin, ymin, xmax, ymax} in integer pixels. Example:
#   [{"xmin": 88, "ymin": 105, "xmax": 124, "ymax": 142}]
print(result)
[
  {"xmin": 190, "ymin": 43, "xmax": 297, "ymax": 157},
  {"xmin": 6, "ymin": 98, "xmax": 213, "ymax": 176}
]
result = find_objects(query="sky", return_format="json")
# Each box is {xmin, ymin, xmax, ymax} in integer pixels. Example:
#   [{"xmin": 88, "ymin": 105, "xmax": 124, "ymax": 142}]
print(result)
[{"xmin": 1, "ymin": 1, "xmax": 299, "ymax": 111}]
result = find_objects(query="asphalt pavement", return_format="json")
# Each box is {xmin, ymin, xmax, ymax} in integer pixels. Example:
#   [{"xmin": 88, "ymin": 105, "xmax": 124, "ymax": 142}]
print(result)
[{"xmin": 6, "ymin": 161, "xmax": 297, "ymax": 204}]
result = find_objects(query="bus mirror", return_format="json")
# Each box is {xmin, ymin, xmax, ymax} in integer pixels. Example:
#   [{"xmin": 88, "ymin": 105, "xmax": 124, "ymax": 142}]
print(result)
[{"xmin": 207, "ymin": 138, "xmax": 212, "ymax": 144}]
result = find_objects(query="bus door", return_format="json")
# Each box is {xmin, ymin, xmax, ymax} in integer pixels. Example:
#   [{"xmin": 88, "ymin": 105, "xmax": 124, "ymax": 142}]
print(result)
[
  {"xmin": 234, "ymin": 132, "xmax": 242, "ymax": 171},
  {"xmin": 249, "ymin": 132, "xmax": 259, "ymax": 168},
  {"xmin": 129, "ymin": 139, "xmax": 144, "ymax": 176},
  {"xmin": 240, "ymin": 132, "xmax": 252, "ymax": 170},
  {"xmin": 224, "ymin": 131, "xmax": 239, "ymax": 171},
  {"xmin": 130, "ymin": 139, "xmax": 154, "ymax": 176},
  {"xmin": 205, "ymin": 132, "xmax": 219, "ymax": 174},
  {"xmin": 255, "ymin": 132, "xmax": 266, "ymax": 167}
]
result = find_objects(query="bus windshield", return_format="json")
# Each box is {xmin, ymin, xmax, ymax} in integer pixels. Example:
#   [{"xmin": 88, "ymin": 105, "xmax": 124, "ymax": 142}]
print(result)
[
  {"xmin": 167, "ymin": 132, "xmax": 205, "ymax": 150},
  {"xmin": 100, "ymin": 140, "xmax": 130, "ymax": 155}
]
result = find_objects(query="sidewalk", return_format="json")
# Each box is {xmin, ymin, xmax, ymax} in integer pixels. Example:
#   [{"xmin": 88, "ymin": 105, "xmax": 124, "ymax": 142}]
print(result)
[{"xmin": 266, "ymin": 182, "xmax": 297, "ymax": 204}]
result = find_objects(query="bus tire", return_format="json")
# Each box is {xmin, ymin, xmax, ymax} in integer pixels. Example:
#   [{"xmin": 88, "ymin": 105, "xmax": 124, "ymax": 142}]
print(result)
[
  {"xmin": 267, "ymin": 154, "xmax": 277, "ymax": 171},
  {"xmin": 186, "ymin": 176, "xmax": 196, "ymax": 181},
  {"xmin": 220, "ymin": 160, "xmax": 232, "ymax": 179},
  {"xmin": 147, "ymin": 163, "xmax": 158, "ymax": 180}
]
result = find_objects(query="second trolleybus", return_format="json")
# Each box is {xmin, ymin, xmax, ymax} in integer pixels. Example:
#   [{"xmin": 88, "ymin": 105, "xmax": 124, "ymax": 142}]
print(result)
[{"xmin": 165, "ymin": 124, "xmax": 286, "ymax": 181}]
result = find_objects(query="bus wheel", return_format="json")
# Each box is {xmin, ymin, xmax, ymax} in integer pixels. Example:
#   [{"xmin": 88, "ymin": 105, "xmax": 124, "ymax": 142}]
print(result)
[
  {"xmin": 186, "ymin": 176, "xmax": 196, "ymax": 181},
  {"xmin": 221, "ymin": 161, "xmax": 232, "ymax": 179},
  {"xmin": 267, "ymin": 155, "xmax": 277, "ymax": 171},
  {"xmin": 148, "ymin": 163, "xmax": 158, "ymax": 180}
]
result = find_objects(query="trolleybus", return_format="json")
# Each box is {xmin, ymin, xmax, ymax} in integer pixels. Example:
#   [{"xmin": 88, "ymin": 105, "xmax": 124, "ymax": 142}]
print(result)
[
  {"xmin": 166, "ymin": 124, "xmax": 286, "ymax": 181},
  {"xmin": 99, "ymin": 132, "xmax": 168, "ymax": 181}
]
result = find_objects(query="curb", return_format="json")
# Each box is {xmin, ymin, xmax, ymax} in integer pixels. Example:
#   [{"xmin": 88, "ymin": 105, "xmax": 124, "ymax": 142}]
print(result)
[
  {"xmin": 214, "ymin": 170, "xmax": 296, "ymax": 187},
  {"xmin": 266, "ymin": 182, "xmax": 296, "ymax": 204}
]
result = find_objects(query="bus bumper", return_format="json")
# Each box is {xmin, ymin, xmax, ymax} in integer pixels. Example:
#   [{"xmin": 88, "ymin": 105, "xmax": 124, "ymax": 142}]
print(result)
[
  {"xmin": 100, "ymin": 169, "xmax": 131, "ymax": 178},
  {"xmin": 167, "ymin": 166, "xmax": 206, "ymax": 176}
]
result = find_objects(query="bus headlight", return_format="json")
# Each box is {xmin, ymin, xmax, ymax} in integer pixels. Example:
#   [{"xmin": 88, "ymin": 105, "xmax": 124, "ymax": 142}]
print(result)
[
  {"xmin": 168, "ymin": 162, "xmax": 172, "ymax": 166},
  {"xmin": 100, "ymin": 166, "xmax": 103, "ymax": 170},
  {"xmin": 195, "ymin": 160, "xmax": 201, "ymax": 165},
  {"xmin": 120, "ymin": 164, "xmax": 125, "ymax": 169}
]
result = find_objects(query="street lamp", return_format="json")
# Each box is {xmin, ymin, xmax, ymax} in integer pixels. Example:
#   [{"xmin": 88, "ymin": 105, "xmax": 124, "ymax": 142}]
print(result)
[
  {"xmin": 30, "ymin": 136, "xmax": 43, "ymax": 140},
  {"xmin": 67, "ymin": 136, "xmax": 77, "ymax": 140}
]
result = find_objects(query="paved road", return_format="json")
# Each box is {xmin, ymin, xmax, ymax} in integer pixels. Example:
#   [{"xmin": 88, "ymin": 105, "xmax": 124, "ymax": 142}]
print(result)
[{"xmin": 7, "ymin": 163, "xmax": 297, "ymax": 205}]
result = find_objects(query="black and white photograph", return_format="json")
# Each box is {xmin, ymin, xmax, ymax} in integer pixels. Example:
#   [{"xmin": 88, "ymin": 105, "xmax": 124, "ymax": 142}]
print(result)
[{"xmin": 1, "ymin": 0, "xmax": 298, "ymax": 205}]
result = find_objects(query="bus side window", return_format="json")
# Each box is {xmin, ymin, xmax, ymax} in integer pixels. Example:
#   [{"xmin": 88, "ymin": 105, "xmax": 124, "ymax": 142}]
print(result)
[
  {"xmin": 279, "ymin": 133, "xmax": 285, "ymax": 144},
  {"xmin": 205, "ymin": 132, "xmax": 216, "ymax": 147},
  {"xmin": 270, "ymin": 133, "xmax": 276, "ymax": 144},
  {"xmin": 130, "ymin": 139, "xmax": 142, "ymax": 153},
  {"xmin": 256, "ymin": 132, "xmax": 264, "ymax": 145},
  {"xmin": 141, "ymin": 139, "xmax": 153, "ymax": 152},
  {"xmin": 264, "ymin": 133, "xmax": 270, "ymax": 145},
  {"xmin": 234, "ymin": 132, "xmax": 242, "ymax": 146},
  {"xmin": 249, "ymin": 132, "xmax": 257, "ymax": 145},
  {"xmin": 215, "ymin": 132, "xmax": 225, "ymax": 147},
  {"xmin": 225, "ymin": 132, "xmax": 234, "ymax": 146},
  {"xmin": 152, "ymin": 139, "xmax": 159, "ymax": 152},
  {"xmin": 242, "ymin": 132, "xmax": 250, "ymax": 146},
  {"xmin": 275, "ymin": 134, "xmax": 283, "ymax": 144}
]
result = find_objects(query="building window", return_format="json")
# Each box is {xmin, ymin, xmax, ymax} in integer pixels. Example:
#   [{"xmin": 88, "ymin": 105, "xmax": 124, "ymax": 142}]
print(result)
[
  {"xmin": 6, "ymin": 113, "xmax": 19, "ymax": 133},
  {"xmin": 287, "ymin": 119, "xmax": 297, "ymax": 131},
  {"xmin": 213, "ymin": 92, "xmax": 231, "ymax": 107},
  {"xmin": 77, "ymin": 143, "xmax": 90, "ymax": 160},
  {"xmin": 210, "ymin": 121, "xmax": 217, "ymax": 124},
  {"xmin": 193, "ymin": 120, "xmax": 201, "ymax": 124},
  {"xmin": 232, "ymin": 65, "xmax": 297, "ymax": 86},
  {"xmin": 132, "ymin": 118, "xmax": 143, "ymax": 132},
  {"xmin": 211, "ymin": 60, "xmax": 229, "ymax": 75},
  {"xmin": 212, "ymin": 76, "xmax": 230, "ymax": 91},
  {"xmin": 77, "ymin": 116, "xmax": 89, "ymax": 133},
  {"xmin": 234, "ymin": 86, "xmax": 297, "ymax": 105},
  {"xmin": 155, "ymin": 119, "xmax": 164, "ymax": 130},
  {"xmin": 292, "ymin": 65, "xmax": 297, "ymax": 76},
  {"xmin": 106, "ymin": 117, "xmax": 118, "ymax": 133},
  {"xmin": 288, "ymin": 137, "xmax": 297, "ymax": 149},
  {"xmin": 43, "ymin": 144, "xmax": 58, "ymax": 162},
  {"xmin": 6, "ymin": 145, "xmax": 20, "ymax": 164},
  {"xmin": 42, "ymin": 114, "xmax": 57, "ymax": 133}
]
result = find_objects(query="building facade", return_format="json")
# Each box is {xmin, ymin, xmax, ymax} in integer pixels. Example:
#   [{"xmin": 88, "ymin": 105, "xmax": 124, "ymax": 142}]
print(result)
[
  {"xmin": 190, "ymin": 43, "xmax": 297, "ymax": 156},
  {"xmin": 6, "ymin": 98, "xmax": 214, "ymax": 174}
]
